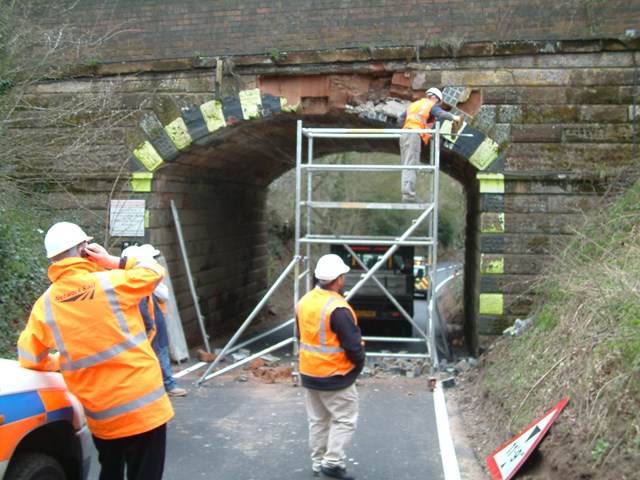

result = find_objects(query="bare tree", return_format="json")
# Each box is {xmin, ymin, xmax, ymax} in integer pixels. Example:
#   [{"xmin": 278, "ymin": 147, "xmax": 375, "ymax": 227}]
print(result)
[{"xmin": 0, "ymin": 0, "xmax": 143, "ymax": 355}]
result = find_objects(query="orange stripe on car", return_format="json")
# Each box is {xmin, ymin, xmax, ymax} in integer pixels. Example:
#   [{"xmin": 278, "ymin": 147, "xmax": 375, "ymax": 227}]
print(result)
[
  {"xmin": 0, "ymin": 414, "xmax": 46, "ymax": 461},
  {"xmin": 38, "ymin": 388, "xmax": 72, "ymax": 412}
]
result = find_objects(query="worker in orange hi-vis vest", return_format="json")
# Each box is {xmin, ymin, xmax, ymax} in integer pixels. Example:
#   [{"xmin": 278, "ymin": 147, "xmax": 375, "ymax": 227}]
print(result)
[
  {"xmin": 398, "ymin": 87, "xmax": 462, "ymax": 203},
  {"xmin": 296, "ymin": 254, "xmax": 365, "ymax": 480},
  {"xmin": 17, "ymin": 222, "xmax": 174, "ymax": 480}
]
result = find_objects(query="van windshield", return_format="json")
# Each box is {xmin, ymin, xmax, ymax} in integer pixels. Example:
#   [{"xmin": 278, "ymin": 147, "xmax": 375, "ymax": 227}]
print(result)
[{"xmin": 332, "ymin": 246, "xmax": 413, "ymax": 274}]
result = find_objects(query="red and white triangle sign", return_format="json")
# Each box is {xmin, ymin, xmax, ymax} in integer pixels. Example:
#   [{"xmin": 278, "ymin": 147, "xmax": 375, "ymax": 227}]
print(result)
[{"xmin": 487, "ymin": 397, "xmax": 569, "ymax": 480}]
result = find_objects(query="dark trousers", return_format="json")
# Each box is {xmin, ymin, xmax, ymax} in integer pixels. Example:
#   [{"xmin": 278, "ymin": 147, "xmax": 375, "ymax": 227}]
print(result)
[{"xmin": 92, "ymin": 423, "xmax": 167, "ymax": 480}]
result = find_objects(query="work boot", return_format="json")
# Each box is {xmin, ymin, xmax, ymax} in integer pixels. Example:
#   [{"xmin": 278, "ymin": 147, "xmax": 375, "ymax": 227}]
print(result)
[
  {"xmin": 320, "ymin": 465, "xmax": 354, "ymax": 479},
  {"xmin": 402, "ymin": 194, "xmax": 421, "ymax": 203},
  {"xmin": 167, "ymin": 386, "xmax": 188, "ymax": 397}
]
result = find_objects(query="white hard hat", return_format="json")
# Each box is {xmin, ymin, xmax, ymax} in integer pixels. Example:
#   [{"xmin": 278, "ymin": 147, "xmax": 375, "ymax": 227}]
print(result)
[
  {"xmin": 44, "ymin": 222, "xmax": 93, "ymax": 258},
  {"xmin": 314, "ymin": 254, "xmax": 350, "ymax": 282},
  {"xmin": 121, "ymin": 245, "xmax": 140, "ymax": 258},
  {"xmin": 425, "ymin": 87, "xmax": 443, "ymax": 101},
  {"xmin": 138, "ymin": 244, "xmax": 160, "ymax": 259}
]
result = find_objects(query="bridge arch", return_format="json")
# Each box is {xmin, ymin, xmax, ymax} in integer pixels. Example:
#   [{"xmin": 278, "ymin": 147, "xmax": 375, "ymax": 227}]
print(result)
[{"xmin": 122, "ymin": 79, "xmax": 497, "ymax": 354}]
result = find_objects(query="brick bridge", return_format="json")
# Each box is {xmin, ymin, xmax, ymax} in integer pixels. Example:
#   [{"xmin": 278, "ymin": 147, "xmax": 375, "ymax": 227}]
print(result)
[{"xmin": 20, "ymin": 1, "xmax": 640, "ymax": 354}]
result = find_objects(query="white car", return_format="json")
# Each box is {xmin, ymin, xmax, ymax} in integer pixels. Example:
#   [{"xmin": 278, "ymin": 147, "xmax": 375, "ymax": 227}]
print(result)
[{"xmin": 0, "ymin": 359, "xmax": 92, "ymax": 480}]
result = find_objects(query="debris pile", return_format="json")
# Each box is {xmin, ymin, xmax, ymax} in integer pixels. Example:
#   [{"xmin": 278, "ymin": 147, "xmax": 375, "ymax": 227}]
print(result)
[
  {"xmin": 345, "ymin": 98, "xmax": 408, "ymax": 124},
  {"xmin": 195, "ymin": 346, "xmax": 479, "ymax": 389}
]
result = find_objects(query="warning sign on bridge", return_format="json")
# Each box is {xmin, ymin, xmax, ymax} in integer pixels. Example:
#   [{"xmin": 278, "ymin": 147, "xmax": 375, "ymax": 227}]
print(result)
[{"xmin": 486, "ymin": 397, "xmax": 569, "ymax": 480}]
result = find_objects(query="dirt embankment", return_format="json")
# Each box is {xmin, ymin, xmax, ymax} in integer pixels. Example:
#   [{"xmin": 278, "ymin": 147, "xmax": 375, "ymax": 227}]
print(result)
[{"xmin": 437, "ymin": 283, "xmax": 595, "ymax": 480}]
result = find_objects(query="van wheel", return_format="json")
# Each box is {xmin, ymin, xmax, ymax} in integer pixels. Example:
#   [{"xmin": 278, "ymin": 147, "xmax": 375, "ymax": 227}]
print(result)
[{"xmin": 4, "ymin": 452, "xmax": 66, "ymax": 480}]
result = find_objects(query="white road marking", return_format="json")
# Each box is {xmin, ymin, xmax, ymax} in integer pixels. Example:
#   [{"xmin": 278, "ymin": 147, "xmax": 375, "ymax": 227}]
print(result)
[
  {"xmin": 433, "ymin": 263, "xmax": 462, "ymax": 479},
  {"xmin": 434, "ymin": 385, "xmax": 462, "ymax": 480}
]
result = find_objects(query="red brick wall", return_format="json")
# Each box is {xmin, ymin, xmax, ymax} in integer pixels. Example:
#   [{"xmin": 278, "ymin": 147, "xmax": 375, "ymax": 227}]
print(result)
[{"xmin": 39, "ymin": 0, "xmax": 639, "ymax": 63}]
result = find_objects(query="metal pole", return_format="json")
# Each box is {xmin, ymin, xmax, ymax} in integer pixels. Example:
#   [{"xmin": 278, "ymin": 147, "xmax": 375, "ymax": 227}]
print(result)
[
  {"xmin": 201, "ymin": 338, "xmax": 294, "ymax": 382},
  {"xmin": 195, "ymin": 256, "xmax": 300, "ymax": 386},
  {"xmin": 305, "ymin": 129, "xmax": 314, "ymax": 293},
  {"xmin": 170, "ymin": 199, "xmax": 211, "ymax": 353},
  {"xmin": 429, "ymin": 123, "xmax": 441, "ymax": 369},
  {"xmin": 293, "ymin": 120, "xmax": 304, "ymax": 367},
  {"xmin": 344, "ymin": 205, "xmax": 434, "ymax": 299},
  {"xmin": 174, "ymin": 318, "xmax": 295, "ymax": 379},
  {"xmin": 340, "ymin": 243, "xmax": 428, "ymax": 340}
]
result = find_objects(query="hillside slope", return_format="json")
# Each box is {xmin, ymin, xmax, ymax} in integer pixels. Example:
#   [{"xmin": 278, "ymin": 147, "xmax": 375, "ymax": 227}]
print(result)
[{"xmin": 450, "ymin": 179, "xmax": 640, "ymax": 478}]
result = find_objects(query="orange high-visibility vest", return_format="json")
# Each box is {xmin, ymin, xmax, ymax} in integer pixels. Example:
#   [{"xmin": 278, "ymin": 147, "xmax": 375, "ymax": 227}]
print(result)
[
  {"xmin": 18, "ymin": 257, "xmax": 174, "ymax": 440},
  {"xmin": 403, "ymin": 97, "xmax": 436, "ymax": 144},
  {"xmin": 297, "ymin": 287, "xmax": 359, "ymax": 378}
]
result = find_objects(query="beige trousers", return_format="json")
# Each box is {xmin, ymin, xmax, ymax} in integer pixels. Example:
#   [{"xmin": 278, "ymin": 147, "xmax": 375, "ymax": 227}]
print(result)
[
  {"xmin": 399, "ymin": 132, "xmax": 422, "ymax": 197},
  {"xmin": 305, "ymin": 383, "xmax": 359, "ymax": 471}
]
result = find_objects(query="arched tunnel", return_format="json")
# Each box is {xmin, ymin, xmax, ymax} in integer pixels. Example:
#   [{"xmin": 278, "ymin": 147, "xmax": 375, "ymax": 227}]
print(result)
[{"xmin": 131, "ymin": 106, "xmax": 481, "ymax": 357}]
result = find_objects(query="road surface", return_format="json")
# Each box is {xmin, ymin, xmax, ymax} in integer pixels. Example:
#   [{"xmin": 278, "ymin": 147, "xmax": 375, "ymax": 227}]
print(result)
[{"xmin": 86, "ymin": 263, "xmax": 482, "ymax": 480}]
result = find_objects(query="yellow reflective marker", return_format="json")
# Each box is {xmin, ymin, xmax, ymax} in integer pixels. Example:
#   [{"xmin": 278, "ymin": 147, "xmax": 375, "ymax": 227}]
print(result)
[
  {"xmin": 470, "ymin": 138, "xmax": 500, "ymax": 171},
  {"xmin": 131, "ymin": 172, "xmax": 153, "ymax": 193},
  {"xmin": 477, "ymin": 173, "xmax": 505, "ymax": 193},
  {"xmin": 133, "ymin": 141, "xmax": 164, "ymax": 172},
  {"xmin": 200, "ymin": 100, "xmax": 226, "ymax": 132},
  {"xmin": 165, "ymin": 117, "xmax": 192, "ymax": 150},
  {"xmin": 480, "ymin": 293, "xmax": 504, "ymax": 315},
  {"xmin": 239, "ymin": 88, "xmax": 262, "ymax": 119},
  {"xmin": 481, "ymin": 255, "xmax": 504, "ymax": 274}
]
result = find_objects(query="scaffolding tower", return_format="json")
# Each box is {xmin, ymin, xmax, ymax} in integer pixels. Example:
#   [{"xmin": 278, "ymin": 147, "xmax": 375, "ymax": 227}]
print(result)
[
  {"xmin": 194, "ymin": 120, "xmax": 449, "ymax": 386},
  {"xmin": 293, "ymin": 120, "xmax": 441, "ymax": 368}
]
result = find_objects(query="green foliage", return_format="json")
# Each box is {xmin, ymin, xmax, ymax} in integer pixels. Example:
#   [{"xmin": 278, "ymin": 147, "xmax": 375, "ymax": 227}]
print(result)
[
  {"xmin": 267, "ymin": 151, "xmax": 465, "ymax": 253},
  {"xmin": 438, "ymin": 215, "xmax": 456, "ymax": 248},
  {"xmin": 535, "ymin": 303, "xmax": 559, "ymax": 331},
  {"xmin": 591, "ymin": 438, "xmax": 610, "ymax": 461},
  {"xmin": 268, "ymin": 48, "xmax": 284, "ymax": 63},
  {"xmin": 0, "ymin": 205, "xmax": 52, "ymax": 358},
  {"xmin": 267, "ymin": 209, "xmax": 293, "ymax": 261},
  {"xmin": 0, "ymin": 78, "xmax": 14, "ymax": 96},
  {"xmin": 483, "ymin": 179, "xmax": 640, "ymax": 475},
  {"xmin": 617, "ymin": 301, "xmax": 640, "ymax": 364}
]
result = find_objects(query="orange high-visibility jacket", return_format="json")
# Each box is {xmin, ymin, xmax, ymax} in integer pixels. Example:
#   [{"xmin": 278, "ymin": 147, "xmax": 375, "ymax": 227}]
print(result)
[
  {"xmin": 403, "ymin": 97, "xmax": 437, "ymax": 144},
  {"xmin": 297, "ymin": 287, "xmax": 359, "ymax": 378},
  {"xmin": 18, "ymin": 256, "xmax": 174, "ymax": 440}
]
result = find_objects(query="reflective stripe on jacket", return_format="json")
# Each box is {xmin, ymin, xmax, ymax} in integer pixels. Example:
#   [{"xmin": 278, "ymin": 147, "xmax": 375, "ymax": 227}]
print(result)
[
  {"xmin": 17, "ymin": 256, "xmax": 174, "ymax": 440},
  {"xmin": 297, "ymin": 287, "xmax": 358, "ymax": 378},
  {"xmin": 402, "ymin": 97, "xmax": 436, "ymax": 144}
]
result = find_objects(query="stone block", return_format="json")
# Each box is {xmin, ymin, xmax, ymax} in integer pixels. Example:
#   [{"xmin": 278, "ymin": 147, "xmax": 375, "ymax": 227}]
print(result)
[
  {"xmin": 451, "ymin": 124, "xmax": 485, "ymax": 160},
  {"xmin": 140, "ymin": 115, "xmax": 180, "ymax": 162},
  {"xmin": 481, "ymin": 234, "xmax": 505, "ymax": 253},
  {"xmin": 511, "ymin": 124, "xmax": 562, "ymax": 142},
  {"xmin": 481, "ymin": 212, "xmax": 505, "ymax": 233},
  {"xmin": 479, "ymin": 316, "xmax": 514, "ymax": 336},
  {"xmin": 481, "ymin": 194, "xmax": 505, "ymax": 212},
  {"xmin": 480, "ymin": 274, "xmax": 537, "ymax": 295},
  {"xmin": 183, "ymin": 108, "xmax": 210, "ymax": 144}
]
